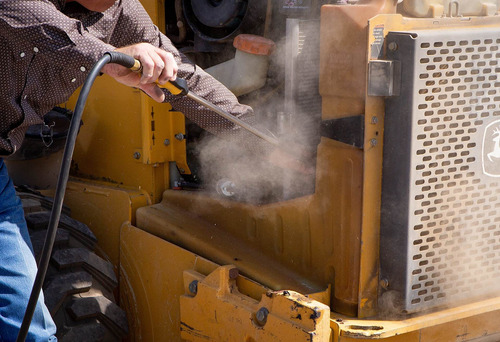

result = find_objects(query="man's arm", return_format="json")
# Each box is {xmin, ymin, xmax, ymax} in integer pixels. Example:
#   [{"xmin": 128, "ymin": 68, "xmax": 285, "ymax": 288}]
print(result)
[
  {"xmin": 107, "ymin": 0, "xmax": 272, "ymax": 155},
  {"xmin": 0, "ymin": 0, "xmax": 114, "ymax": 71},
  {"xmin": 0, "ymin": 0, "xmax": 178, "ymax": 103}
]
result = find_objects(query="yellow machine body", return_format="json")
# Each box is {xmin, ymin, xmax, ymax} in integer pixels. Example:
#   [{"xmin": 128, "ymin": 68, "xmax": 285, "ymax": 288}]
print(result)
[{"xmin": 15, "ymin": 0, "xmax": 500, "ymax": 340}]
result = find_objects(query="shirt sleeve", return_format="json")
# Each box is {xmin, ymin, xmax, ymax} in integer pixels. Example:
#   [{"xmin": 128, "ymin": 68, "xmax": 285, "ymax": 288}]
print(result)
[
  {"xmin": 109, "ymin": 0, "xmax": 272, "ymax": 155},
  {"xmin": 0, "ymin": 0, "xmax": 115, "ymax": 68}
]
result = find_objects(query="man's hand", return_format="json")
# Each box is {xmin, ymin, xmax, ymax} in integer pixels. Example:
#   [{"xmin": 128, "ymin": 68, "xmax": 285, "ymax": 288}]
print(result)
[{"xmin": 101, "ymin": 43, "xmax": 178, "ymax": 102}]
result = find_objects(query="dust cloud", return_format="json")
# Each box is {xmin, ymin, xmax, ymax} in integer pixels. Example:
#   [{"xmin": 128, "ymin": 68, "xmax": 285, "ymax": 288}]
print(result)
[
  {"xmin": 190, "ymin": 32, "xmax": 319, "ymax": 205},
  {"xmin": 194, "ymin": 118, "xmax": 317, "ymax": 205}
]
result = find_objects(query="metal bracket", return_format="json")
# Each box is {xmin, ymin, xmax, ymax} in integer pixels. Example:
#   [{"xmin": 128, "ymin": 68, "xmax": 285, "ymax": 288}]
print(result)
[
  {"xmin": 180, "ymin": 265, "xmax": 331, "ymax": 341},
  {"xmin": 368, "ymin": 60, "xmax": 401, "ymax": 97}
]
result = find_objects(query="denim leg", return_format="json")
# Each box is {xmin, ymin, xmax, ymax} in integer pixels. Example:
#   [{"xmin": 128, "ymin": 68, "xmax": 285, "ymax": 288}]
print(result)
[{"xmin": 0, "ymin": 159, "xmax": 57, "ymax": 342}]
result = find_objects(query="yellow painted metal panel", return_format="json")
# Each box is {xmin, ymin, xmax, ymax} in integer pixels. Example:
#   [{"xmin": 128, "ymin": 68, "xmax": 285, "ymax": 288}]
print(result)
[
  {"xmin": 139, "ymin": 97, "xmax": 189, "ymax": 169},
  {"xmin": 63, "ymin": 179, "xmax": 150, "ymax": 267},
  {"xmin": 64, "ymin": 74, "xmax": 189, "ymax": 203},
  {"xmin": 331, "ymin": 296, "xmax": 500, "ymax": 341},
  {"xmin": 120, "ymin": 223, "xmax": 277, "ymax": 341},
  {"xmin": 140, "ymin": 0, "xmax": 162, "ymax": 26},
  {"xmin": 319, "ymin": 2, "xmax": 396, "ymax": 119},
  {"xmin": 135, "ymin": 197, "xmax": 326, "ymax": 295},
  {"xmin": 120, "ymin": 223, "xmax": 219, "ymax": 341}
]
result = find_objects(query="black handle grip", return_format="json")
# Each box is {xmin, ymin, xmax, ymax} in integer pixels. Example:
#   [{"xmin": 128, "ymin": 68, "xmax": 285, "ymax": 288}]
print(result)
[
  {"xmin": 164, "ymin": 78, "xmax": 189, "ymax": 96},
  {"xmin": 105, "ymin": 51, "xmax": 137, "ymax": 69}
]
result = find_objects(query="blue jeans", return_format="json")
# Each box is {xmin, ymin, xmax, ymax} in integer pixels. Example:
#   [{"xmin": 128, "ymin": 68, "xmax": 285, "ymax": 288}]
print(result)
[{"xmin": 0, "ymin": 159, "xmax": 57, "ymax": 341}]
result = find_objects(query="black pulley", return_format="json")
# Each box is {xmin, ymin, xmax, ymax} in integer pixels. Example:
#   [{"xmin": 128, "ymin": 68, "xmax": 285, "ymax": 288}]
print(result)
[
  {"xmin": 191, "ymin": 0, "xmax": 247, "ymax": 28},
  {"xmin": 183, "ymin": 0, "xmax": 249, "ymax": 41}
]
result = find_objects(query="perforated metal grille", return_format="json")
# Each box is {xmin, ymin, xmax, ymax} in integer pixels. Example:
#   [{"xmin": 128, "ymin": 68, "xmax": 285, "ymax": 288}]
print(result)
[
  {"xmin": 405, "ymin": 28, "xmax": 500, "ymax": 312},
  {"xmin": 285, "ymin": 19, "xmax": 321, "ymax": 147}
]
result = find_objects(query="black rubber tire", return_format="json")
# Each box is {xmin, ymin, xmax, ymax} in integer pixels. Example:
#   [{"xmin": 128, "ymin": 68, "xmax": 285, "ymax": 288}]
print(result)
[{"xmin": 18, "ymin": 189, "xmax": 129, "ymax": 342}]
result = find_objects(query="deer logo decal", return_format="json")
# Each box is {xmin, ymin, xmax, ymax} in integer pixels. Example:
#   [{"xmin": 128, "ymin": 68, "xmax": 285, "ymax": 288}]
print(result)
[
  {"xmin": 483, "ymin": 120, "xmax": 500, "ymax": 177},
  {"xmin": 488, "ymin": 127, "xmax": 500, "ymax": 162}
]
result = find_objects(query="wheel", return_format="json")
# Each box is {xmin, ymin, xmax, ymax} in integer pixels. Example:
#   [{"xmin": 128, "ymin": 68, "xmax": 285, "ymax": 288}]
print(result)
[{"xmin": 19, "ymin": 189, "xmax": 129, "ymax": 341}]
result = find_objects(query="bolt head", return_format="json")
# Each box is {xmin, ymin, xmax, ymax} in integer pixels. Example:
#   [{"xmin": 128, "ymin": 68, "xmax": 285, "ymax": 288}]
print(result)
[
  {"xmin": 255, "ymin": 307, "xmax": 269, "ymax": 326},
  {"xmin": 133, "ymin": 152, "xmax": 141, "ymax": 159},
  {"xmin": 164, "ymin": 139, "xmax": 170, "ymax": 146},
  {"xmin": 388, "ymin": 41, "xmax": 398, "ymax": 51},
  {"xmin": 228, "ymin": 268, "xmax": 239, "ymax": 279},
  {"xmin": 188, "ymin": 280, "xmax": 198, "ymax": 295}
]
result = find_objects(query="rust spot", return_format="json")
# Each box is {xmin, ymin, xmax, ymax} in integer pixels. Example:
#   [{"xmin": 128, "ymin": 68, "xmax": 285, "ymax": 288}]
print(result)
[
  {"xmin": 309, "ymin": 308, "xmax": 321, "ymax": 322},
  {"xmin": 347, "ymin": 325, "xmax": 384, "ymax": 331},
  {"xmin": 291, "ymin": 302, "xmax": 306, "ymax": 311}
]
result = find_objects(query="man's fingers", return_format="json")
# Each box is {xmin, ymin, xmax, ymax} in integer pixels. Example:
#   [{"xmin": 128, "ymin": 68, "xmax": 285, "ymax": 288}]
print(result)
[
  {"xmin": 138, "ymin": 53, "xmax": 157, "ymax": 84},
  {"xmin": 146, "ymin": 50, "xmax": 166, "ymax": 84},
  {"xmin": 137, "ymin": 48, "xmax": 177, "ymax": 85},
  {"xmin": 108, "ymin": 43, "xmax": 177, "ymax": 102},
  {"xmin": 157, "ymin": 50, "xmax": 178, "ymax": 84},
  {"xmin": 140, "ymin": 83, "xmax": 165, "ymax": 103}
]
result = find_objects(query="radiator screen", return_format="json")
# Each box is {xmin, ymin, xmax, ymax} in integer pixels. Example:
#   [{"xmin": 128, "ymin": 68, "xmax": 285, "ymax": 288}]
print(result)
[{"xmin": 380, "ymin": 27, "xmax": 500, "ymax": 313}]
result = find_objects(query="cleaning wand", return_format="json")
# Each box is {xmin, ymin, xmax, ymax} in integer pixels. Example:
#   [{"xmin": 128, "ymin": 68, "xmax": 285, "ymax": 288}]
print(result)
[{"xmin": 127, "ymin": 57, "xmax": 281, "ymax": 147}]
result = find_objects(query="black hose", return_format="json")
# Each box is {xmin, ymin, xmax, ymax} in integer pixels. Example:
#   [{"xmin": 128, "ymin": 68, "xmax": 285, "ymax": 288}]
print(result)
[{"xmin": 16, "ymin": 51, "xmax": 134, "ymax": 342}]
